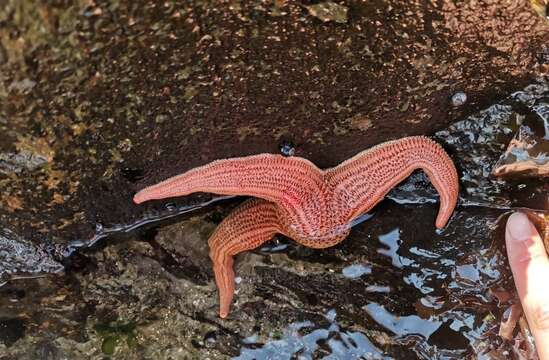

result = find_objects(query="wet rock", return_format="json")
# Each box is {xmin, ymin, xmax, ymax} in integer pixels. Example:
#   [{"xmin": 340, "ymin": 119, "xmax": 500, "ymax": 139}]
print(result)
[
  {"xmin": 304, "ymin": 2, "xmax": 348, "ymax": 24},
  {"xmin": 492, "ymin": 123, "xmax": 549, "ymax": 177},
  {"xmin": 388, "ymin": 83, "xmax": 549, "ymax": 209},
  {"xmin": 0, "ymin": 222, "xmax": 249, "ymax": 358},
  {"xmin": 0, "ymin": 0, "xmax": 548, "ymax": 357},
  {"xmin": 0, "ymin": 201, "xmax": 544, "ymax": 358},
  {"xmin": 0, "ymin": 78, "xmax": 547, "ymax": 359},
  {"xmin": 0, "ymin": 151, "xmax": 49, "ymax": 175},
  {"xmin": 152, "ymin": 215, "xmax": 216, "ymax": 284},
  {"xmin": 0, "ymin": 228, "xmax": 63, "ymax": 282},
  {"xmin": 0, "ymin": 317, "xmax": 26, "ymax": 347},
  {"xmin": 0, "ymin": 41, "xmax": 7, "ymax": 65},
  {"xmin": 0, "ymin": 0, "xmax": 548, "ymax": 252}
]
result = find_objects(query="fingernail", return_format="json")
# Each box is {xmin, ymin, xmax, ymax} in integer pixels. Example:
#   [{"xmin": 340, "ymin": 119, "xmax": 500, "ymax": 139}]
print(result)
[{"xmin": 507, "ymin": 212, "xmax": 533, "ymax": 242}]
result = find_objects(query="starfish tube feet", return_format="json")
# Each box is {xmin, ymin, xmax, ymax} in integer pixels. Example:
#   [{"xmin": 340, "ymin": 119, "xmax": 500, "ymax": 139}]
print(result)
[
  {"xmin": 328, "ymin": 136, "xmax": 459, "ymax": 228},
  {"xmin": 207, "ymin": 199, "xmax": 280, "ymax": 318}
]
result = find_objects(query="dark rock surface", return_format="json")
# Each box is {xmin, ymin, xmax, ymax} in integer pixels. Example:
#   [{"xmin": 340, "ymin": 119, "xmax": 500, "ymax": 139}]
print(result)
[
  {"xmin": 0, "ymin": 80, "xmax": 547, "ymax": 358},
  {"xmin": 0, "ymin": 0, "xmax": 548, "ymax": 250},
  {"xmin": 1, "ymin": 0, "xmax": 549, "ymax": 358}
]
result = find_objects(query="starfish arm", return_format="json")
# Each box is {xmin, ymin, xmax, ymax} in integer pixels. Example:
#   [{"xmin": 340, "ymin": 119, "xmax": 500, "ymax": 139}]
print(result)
[
  {"xmin": 133, "ymin": 154, "xmax": 324, "ymax": 207},
  {"xmin": 326, "ymin": 136, "xmax": 459, "ymax": 228},
  {"xmin": 208, "ymin": 199, "xmax": 280, "ymax": 318}
]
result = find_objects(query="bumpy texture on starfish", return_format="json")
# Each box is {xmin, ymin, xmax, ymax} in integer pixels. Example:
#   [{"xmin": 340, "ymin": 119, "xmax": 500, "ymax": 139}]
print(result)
[{"xmin": 134, "ymin": 136, "xmax": 459, "ymax": 318}]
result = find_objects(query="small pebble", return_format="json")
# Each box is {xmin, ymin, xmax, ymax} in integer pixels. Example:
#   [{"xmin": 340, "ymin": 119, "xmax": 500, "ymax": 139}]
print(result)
[
  {"xmin": 203, "ymin": 331, "xmax": 218, "ymax": 348},
  {"xmin": 95, "ymin": 222, "xmax": 104, "ymax": 232},
  {"xmin": 451, "ymin": 92, "xmax": 467, "ymax": 107},
  {"xmin": 165, "ymin": 202, "xmax": 177, "ymax": 211},
  {"xmin": 279, "ymin": 140, "xmax": 296, "ymax": 157}
]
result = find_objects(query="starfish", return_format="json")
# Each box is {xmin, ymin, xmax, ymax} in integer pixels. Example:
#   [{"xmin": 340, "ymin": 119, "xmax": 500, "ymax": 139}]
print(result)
[{"xmin": 134, "ymin": 136, "xmax": 459, "ymax": 318}]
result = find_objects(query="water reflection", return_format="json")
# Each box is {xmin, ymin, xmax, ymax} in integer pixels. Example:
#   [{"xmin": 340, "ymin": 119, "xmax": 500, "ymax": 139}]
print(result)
[
  {"xmin": 235, "ymin": 202, "xmax": 510, "ymax": 358},
  {"xmin": 377, "ymin": 228, "xmax": 414, "ymax": 268},
  {"xmin": 341, "ymin": 263, "xmax": 372, "ymax": 279},
  {"xmin": 236, "ymin": 310, "xmax": 390, "ymax": 360},
  {"xmin": 363, "ymin": 303, "xmax": 442, "ymax": 338}
]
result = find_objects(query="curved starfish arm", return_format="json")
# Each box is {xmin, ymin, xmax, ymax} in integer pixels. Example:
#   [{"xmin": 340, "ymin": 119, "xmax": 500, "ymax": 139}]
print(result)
[
  {"xmin": 208, "ymin": 199, "xmax": 280, "ymax": 318},
  {"xmin": 326, "ymin": 136, "xmax": 459, "ymax": 228},
  {"xmin": 134, "ymin": 154, "xmax": 324, "ymax": 207}
]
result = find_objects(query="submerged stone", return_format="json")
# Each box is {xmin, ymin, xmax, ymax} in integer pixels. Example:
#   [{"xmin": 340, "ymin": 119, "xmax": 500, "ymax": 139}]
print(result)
[{"xmin": 493, "ymin": 121, "xmax": 549, "ymax": 177}]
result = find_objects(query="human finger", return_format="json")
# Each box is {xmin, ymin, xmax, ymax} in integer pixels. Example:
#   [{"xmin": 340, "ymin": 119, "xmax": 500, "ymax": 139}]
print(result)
[{"xmin": 506, "ymin": 212, "xmax": 549, "ymax": 360}]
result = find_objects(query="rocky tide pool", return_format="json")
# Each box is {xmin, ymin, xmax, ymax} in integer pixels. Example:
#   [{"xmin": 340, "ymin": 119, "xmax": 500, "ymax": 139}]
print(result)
[{"xmin": 1, "ymin": 1, "xmax": 548, "ymax": 359}]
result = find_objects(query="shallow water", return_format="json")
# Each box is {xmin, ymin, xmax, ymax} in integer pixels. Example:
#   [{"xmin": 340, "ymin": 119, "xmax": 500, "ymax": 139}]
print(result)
[
  {"xmin": 228, "ymin": 83, "xmax": 548, "ymax": 359},
  {"xmin": 236, "ymin": 309, "xmax": 389, "ymax": 360},
  {"xmin": 233, "ymin": 201, "xmax": 509, "ymax": 359}
]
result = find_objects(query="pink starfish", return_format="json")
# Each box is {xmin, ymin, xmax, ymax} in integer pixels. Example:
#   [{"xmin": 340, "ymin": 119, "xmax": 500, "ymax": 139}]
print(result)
[{"xmin": 134, "ymin": 136, "xmax": 459, "ymax": 318}]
